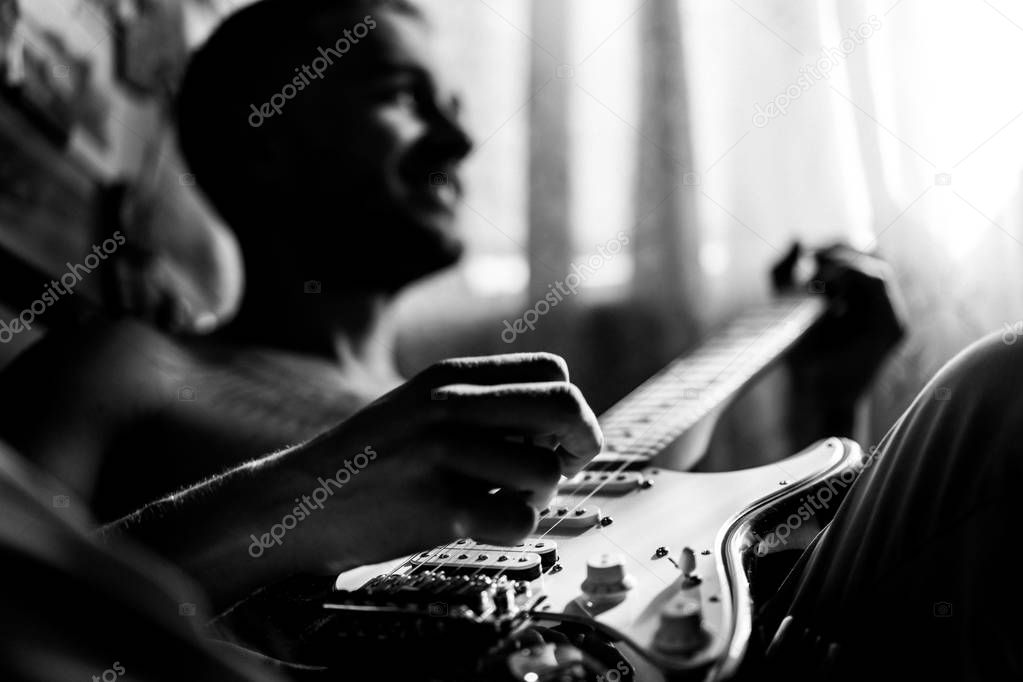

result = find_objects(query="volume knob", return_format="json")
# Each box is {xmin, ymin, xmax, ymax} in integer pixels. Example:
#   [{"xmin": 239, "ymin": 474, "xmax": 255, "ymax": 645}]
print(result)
[
  {"xmin": 580, "ymin": 553, "xmax": 635, "ymax": 601},
  {"xmin": 653, "ymin": 597, "xmax": 707, "ymax": 654}
]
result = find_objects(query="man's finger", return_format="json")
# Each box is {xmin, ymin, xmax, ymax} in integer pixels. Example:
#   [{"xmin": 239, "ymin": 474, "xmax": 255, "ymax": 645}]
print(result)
[
  {"xmin": 414, "ymin": 353, "xmax": 569, "ymax": 392},
  {"xmin": 815, "ymin": 247, "xmax": 888, "ymax": 280},
  {"xmin": 455, "ymin": 488, "xmax": 538, "ymax": 546},
  {"xmin": 425, "ymin": 382, "xmax": 603, "ymax": 469},
  {"xmin": 434, "ymin": 433, "xmax": 561, "ymax": 506}
]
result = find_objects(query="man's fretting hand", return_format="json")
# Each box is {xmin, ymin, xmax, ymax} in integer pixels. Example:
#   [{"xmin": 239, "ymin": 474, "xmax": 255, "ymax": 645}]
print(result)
[{"xmin": 776, "ymin": 242, "xmax": 907, "ymax": 441}]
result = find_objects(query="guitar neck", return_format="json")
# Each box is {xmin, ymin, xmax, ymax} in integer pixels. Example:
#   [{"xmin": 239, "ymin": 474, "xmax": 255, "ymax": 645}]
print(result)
[{"xmin": 589, "ymin": 294, "xmax": 826, "ymax": 468}]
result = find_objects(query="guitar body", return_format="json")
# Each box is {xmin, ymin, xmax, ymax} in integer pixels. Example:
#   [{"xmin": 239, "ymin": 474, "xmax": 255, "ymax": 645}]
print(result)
[
  {"xmin": 297, "ymin": 295, "xmax": 850, "ymax": 680},
  {"xmin": 330, "ymin": 437, "xmax": 864, "ymax": 681}
]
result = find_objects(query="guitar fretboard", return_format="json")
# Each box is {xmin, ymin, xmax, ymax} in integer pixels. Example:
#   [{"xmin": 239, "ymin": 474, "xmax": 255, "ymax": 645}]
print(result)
[{"xmin": 589, "ymin": 295, "xmax": 825, "ymax": 467}]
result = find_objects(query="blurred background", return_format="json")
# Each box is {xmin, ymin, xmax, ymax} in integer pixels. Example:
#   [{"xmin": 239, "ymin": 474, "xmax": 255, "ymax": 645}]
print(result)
[{"xmin": 5, "ymin": 0, "xmax": 1023, "ymax": 465}]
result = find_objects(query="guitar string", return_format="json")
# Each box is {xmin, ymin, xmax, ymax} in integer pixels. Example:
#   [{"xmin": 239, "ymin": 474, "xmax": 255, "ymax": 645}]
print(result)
[
  {"xmin": 387, "ymin": 297, "xmax": 815, "ymax": 585},
  {"xmin": 390, "ymin": 353, "xmax": 741, "ymax": 583},
  {"xmin": 481, "ymin": 297, "xmax": 821, "ymax": 584},
  {"xmin": 374, "ymin": 297, "xmax": 818, "ymax": 586},
  {"xmin": 458, "ymin": 299, "xmax": 813, "ymax": 588},
  {"xmin": 418, "ymin": 305, "xmax": 813, "ymax": 589},
  {"xmin": 380, "ymin": 298, "xmax": 813, "ymax": 586}
]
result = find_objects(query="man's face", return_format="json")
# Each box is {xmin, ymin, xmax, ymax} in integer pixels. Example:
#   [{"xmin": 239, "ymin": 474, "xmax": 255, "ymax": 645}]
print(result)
[{"xmin": 282, "ymin": 9, "xmax": 473, "ymax": 292}]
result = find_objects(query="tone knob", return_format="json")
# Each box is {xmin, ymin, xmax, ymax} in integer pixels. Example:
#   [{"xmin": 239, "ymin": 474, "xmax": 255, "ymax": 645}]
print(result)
[
  {"xmin": 653, "ymin": 597, "xmax": 707, "ymax": 654},
  {"xmin": 580, "ymin": 553, "xmax": 635, "ymax": 601}
]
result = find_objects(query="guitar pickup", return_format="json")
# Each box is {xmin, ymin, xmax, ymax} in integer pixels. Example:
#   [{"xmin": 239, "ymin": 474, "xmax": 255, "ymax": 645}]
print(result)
[
  {"xmin": 536, "ymin": 505, "xmax": 600, "ymax": 532},
  {"xmin": 558, "ymin": 471, "xmax": 644, "ymax": 494},
  {"xmin": 447, "ymin": 538, "xmax": 558, "ymax": 570},
  {"xmin": 585, "ymin": 452, "xmax": 650, "ymax": 471},
  {"xmin": 411, "ymin": 549, "xmax": 543, "ymax": 581}
]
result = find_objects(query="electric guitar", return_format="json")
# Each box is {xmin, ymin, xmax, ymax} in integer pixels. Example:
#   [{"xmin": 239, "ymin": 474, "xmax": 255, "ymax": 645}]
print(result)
[{"xmin": 295, "ymin": 293, "xmax": 866, "ymax": 681}]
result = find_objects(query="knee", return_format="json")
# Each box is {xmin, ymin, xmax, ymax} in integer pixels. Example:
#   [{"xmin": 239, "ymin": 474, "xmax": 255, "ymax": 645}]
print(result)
[
  {"xmin": 895, "ymin": 332, "xmax": 1023, "ymax": 477},
  {"xmin": 925, "ymin": 332, "xmax": 1023, "ymax": 409}
]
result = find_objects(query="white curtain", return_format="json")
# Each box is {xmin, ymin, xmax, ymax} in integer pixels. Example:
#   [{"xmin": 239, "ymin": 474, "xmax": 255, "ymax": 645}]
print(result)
[
  {"xmin": 99, "ymin": 0, "xmax": 1023, "ymax": 456},
  {"xmin": 689, "ymin": 0, "xmax": 1023, "ymax": 447},
  {"xmin": 399, "ymin": 0, "xmax": 1023, "ymax": 458}
]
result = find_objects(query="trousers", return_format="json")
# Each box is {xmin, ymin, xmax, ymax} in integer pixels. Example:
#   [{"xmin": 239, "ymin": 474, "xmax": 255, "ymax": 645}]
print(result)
[{"xmin": 761, "ymin": 332, "xmax": 1023, "ymax": 680}]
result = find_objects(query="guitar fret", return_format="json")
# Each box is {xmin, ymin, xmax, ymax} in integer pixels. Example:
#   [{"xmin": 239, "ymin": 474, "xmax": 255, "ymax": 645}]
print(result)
[{"xmin": 594, "ymin": 295, "xmax": 824, "ymax": 461}]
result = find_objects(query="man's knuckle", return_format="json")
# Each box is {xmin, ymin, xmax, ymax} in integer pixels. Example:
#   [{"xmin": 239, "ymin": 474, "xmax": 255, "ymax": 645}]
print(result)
[
  {"xmin": 532, "ymin": 352, "xmax": 569, "ymax": 380},
  {"xmin": 554, "ymin": 382, "xmax": 585, "ymax": 411}
]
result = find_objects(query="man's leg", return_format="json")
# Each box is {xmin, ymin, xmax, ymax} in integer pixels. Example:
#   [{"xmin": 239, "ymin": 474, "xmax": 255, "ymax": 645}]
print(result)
[{"xmin": 766, "ymin": 333, "xmax": 1023, "ymax": 680}]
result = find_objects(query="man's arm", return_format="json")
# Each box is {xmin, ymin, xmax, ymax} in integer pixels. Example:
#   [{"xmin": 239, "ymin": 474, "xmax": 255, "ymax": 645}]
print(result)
[
  {"xmin": 100, "ymin": 353, "xmax": 604, "ymax": 611},
  {"xmin": 0, "ymin": 319, "xmax": 174, "ymax": 501},
  {"xmin": 98, "ymin": 449, "xmax": 306, "ymax": 611}
]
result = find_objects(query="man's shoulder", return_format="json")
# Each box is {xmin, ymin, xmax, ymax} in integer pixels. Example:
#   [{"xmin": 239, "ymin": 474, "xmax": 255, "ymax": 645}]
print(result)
[{"xmin": 1, "ymin": 317, "xmax": 191, "ymax": 408}]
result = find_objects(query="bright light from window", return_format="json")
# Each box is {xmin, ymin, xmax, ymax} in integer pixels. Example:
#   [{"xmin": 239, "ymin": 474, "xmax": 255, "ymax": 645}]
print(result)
[{"xmin": 463, "ymin": 254, "xmax": 530, "ymax": 297}]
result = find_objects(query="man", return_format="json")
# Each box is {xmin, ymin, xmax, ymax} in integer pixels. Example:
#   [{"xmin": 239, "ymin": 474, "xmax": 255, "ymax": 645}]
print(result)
[
  {"xmin": 0, "ymin": 0, "xmax": 471, "ymax": 517},
  {"xmin": 0, "ymin": 0, "xmax": 899, "ymax": 522},
  {"xmin": 0, "ymin": 352, "xmax": 603, "ymax": 681},
  {"xmin": 6, "ymin": 0, "xmax": 981, "ymax": 676}
]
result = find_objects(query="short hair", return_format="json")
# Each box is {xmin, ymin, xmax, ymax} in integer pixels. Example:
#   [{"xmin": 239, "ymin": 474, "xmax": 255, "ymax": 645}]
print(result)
[{"xmin": 175, "ymin": 0, "xmax": 420, "ymax": 228}]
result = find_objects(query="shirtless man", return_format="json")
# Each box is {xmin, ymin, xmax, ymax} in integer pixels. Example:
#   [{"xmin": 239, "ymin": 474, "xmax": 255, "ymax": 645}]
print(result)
[
  {"xmin": 0, "ymin": 0, "xmax": 902, "ymax": 524},
  {"xmin": 0, "ymin": 351, "xmax": 605, "ymax": 679},
  {"xmin": 0, "ymin": 1, "xmax": 1016, "ymax": 680},
  {"xmin": 0, "ymin": 0, "xmax": 467, "ymax": 518}
]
